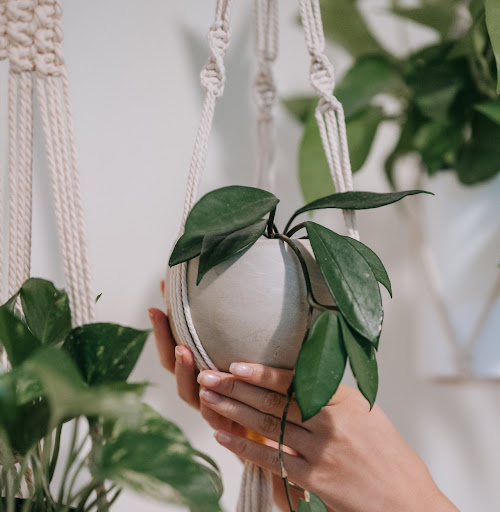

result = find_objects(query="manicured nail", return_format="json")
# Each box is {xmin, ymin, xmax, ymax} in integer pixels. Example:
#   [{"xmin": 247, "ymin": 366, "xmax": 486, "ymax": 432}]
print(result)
[
  {"xmin": 199, "ymin": 388, "xmax": 222, "ymax": 404},
  {"xmin": 148, "ymin": 308, "xmax": 156, "ymax": 324},
  {"xmin": 197, "ymin": 371, "xmax": 221, "ymax": 388},
  {"xmin": 215, "ymin": 431, "xmax": 234, "ymax": 446},
  {"xmin": 175, "ymin": 346, "xmax": 184, "ymax": 364},
  {"xmin": 229, "ymin": 363, "xmax": 253, "ymax": 377}
]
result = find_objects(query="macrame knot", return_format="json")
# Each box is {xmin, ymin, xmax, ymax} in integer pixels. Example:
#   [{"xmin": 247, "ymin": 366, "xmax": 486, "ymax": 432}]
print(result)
[
  {"xmin": 309, "ymin": 51, "xmax": 335, "ymax": 98},
  {"xmin": 0, "ymin": 0, "xmax": 8, "ymax": 60},
  {"xmin": 6, "ymin": 0, "xmax": 63, "ymax": 75},
  {"xmin": 200, "ymin": 20, "xmax": 231, "ymax": 97},
  {"xmin": 254, "ymin": 64, "xmax": 275, "ymax": 116}
]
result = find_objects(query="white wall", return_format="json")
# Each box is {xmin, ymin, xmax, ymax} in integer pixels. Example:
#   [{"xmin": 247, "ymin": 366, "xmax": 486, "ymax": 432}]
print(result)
[{"xmin": 1, "ymin": 0, "xmax": 499, "ymax": 510}]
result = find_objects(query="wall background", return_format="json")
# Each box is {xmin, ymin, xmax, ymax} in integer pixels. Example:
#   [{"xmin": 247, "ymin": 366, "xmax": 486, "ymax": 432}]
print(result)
[{"xmin": 1, "ymin": 0, "xmax": 499, "ymax": 510}]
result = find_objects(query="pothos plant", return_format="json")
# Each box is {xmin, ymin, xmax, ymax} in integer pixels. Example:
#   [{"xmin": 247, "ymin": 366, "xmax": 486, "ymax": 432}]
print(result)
[
  {"xmin": 169, "ymin": 185, "xmax": 431, "ymax": 511},
  {"xmin": 285, "ymin": 0, "xmax": 500, "ymax": 203},
  {"xmin": 0, "ymin": 278, "xmax": 223, "ymax": 512}
]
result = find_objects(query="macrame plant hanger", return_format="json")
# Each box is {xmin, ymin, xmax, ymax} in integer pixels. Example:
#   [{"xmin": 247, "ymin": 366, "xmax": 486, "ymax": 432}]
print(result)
[{"xmin": 169, "ymin": 0, "xmax": 359, "ymax": 509}]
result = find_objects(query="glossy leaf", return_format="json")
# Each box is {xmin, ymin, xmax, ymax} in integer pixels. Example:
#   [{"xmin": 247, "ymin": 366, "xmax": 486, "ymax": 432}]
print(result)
[
  {"xmin": 305, "ymin": 223, "xmax": 383, "ymax": 343},
  {"xmin": 485, "ymin": 0, "xmax": 500, "ymax": 92},
  {"xmin": 299, "ymin": 113, "xmax": 335, "ymax": 203},
  {"xmin": 336, "ymin": 55, "xmax": 405, "ymax": 118},
  {"xmin": 339, "ymin": 315, "xmax": 378, "ymax": 408},
  {"xmin": 99, "ymin": 430, "xmax": 222, "ymax": 511},
  {"xmin": 475, "ymin": 100, "xmax": 500, "ymax": 124},
  {"xmin": 457, "ymin": 113, "xmax": 500, "ymax": 184},
  {"xmin": 343, "ymin": 237, "xmax": 392, "ymax": 297},
  {"xmin": 295, "ymin": 312, "xmax": 347, "ymax": 421},
  {"xmin": 19, "ymin": 278, "xmax": 72, "ymax": 345},
  {"xmin": 24, "ymin": 348, "xmax": 143, "ymax": 425},
  {"xmin": 282, "ymin": 96, "xmax": 316, "ymax": 123},
  {"xmin": 319, "ymin": 0, "xmax": 386, "ymax": 58},
  {"xmin": 298, "ymin": 492, "xmax": 329, "ymax": 512},
  {"xmin": 63, "ymin": 323, "xmax": 149, "ymax": 386},
  {"xmin": 197, "ymin": 219, "xmax": 267, "ymax": 284},
  {"xmin": 0, "ymin": 307, "xmax": 41, "ymax": 367},
  {"xmin": 169, "ymin": 186, "xmax": 279, "ymax": 267},
  {"xmin": 169, "ymin": 235, "xmax": 204, "ymax": 267},
  {"xmin": 289, "ymin": 190, "xmax": 432, "ymax": 227}
]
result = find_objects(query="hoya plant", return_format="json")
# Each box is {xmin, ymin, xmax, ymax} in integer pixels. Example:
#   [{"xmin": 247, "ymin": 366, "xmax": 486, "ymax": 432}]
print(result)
[
  {"xmin": 0, "ymin": 278, "xmax": 223, "ymax": 512},
  {"xmin": 169, "ymin": 185, "xmax": 431, "ymax": 511},
  {"xmin": 285, "ymin": 0, "xmax": 500, "ymax": 202}
]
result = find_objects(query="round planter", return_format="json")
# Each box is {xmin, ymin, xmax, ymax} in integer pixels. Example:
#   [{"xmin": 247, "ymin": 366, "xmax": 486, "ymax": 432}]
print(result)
[{"xmin": 166, "ymin": 238, "xmax": 333, "ymax": 371}]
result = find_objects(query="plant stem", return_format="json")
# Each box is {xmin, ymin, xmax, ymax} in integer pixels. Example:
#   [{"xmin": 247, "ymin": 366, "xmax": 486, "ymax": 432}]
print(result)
[
  {"xmin": 285, "ymin": 222, "xmax": 307, "ymax": 239},
  {"xmin": 65, "ymin": 450, "xmax": 91, "ymax": 507},
  {"xmin": 267, "ymin": 208, "xmax": 277, "ymax": 237},
  {"xmin": 58, "ymin": 419, "xmax": 80, "ymax": 506},
  {"xmin": 49, "ymin": 425, "xmax": 63, "ymax": 483}
]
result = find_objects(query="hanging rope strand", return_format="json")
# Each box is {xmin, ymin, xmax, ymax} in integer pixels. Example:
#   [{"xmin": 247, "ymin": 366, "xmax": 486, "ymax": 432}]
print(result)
[{"xmin": 298, "ymin": 0, "xmax": 358, "ymax": 239}]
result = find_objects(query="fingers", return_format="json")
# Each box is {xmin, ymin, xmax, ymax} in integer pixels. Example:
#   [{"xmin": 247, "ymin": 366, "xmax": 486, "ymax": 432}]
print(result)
[
  {"xmin": 175, "ymin": 345, "xmax": 200, "ymax": 409},
  {"xmin": 199, "ymin": 387, "xmax": 309, "ymax": 448},
  {"xmin": 214, "ymin": 431, "xmax": 309, "ymax": 483},
  {"xmin": 149, "ymin": 308, "xmax": 176, "ymax": 372},
  {"xmin": 197, "ymin": 371, "xmax": 305, "ymax": 427},
  {"xmin": 229, "ymin": 363, "xmax": 293, "ymax": 395}
]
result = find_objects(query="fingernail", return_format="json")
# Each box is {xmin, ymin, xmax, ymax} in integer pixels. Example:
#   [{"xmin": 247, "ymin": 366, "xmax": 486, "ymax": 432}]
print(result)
[
  {"xmin": 148, "ymin": 308, "xmax": 156, "ymax": 325},
  {"xmin": 197, "ymin": 371, "xmax": 221, "ymax": 388},
  {"xmin": 229, "ymin": 363, "xmax": 253, "ymax": 377},
  {"xmin": 199, "ymin": 388, "xmax": 222, "ymax": 404},
  {"xmin": 215, "ymin": 431, "xmax": 234, "ymax": 446},
  {"xmin": 175, "ymin": 346, "xmax": 184, "ymax": 364}
]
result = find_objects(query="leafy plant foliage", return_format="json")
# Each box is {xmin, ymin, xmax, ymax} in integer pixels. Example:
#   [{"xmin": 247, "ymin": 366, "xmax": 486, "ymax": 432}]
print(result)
[
  {"xmin": 169, "ymin": 185, "xmax": 431, "ymax": 509},
  {"xmin": 284, "ymin": 0, "xmax": 500, "ymax": 201},
  {"xmin": 0, "ymin": 278, "xmax": 222, "ymax": 512}
]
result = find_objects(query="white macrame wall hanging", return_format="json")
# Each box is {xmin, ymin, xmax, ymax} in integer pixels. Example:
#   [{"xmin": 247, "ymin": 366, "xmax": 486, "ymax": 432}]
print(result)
[
  {"xmin": 168, "ymin": 0, "xmax": 359, "ymax": 510},
  {"xmin": 0, "ymin": 0, "xmax": 95, "ymax": 365}
]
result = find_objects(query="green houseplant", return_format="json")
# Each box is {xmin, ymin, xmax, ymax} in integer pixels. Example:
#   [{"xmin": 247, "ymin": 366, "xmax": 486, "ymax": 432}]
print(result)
[
  {"xmin": 168, "ymin": 185, "xmax": 431, "ymax": 510},
  {"xmin": 285, "ymin": 0, "xmax": 500, "ymax": 202},
  {"xmin": 0, "ymin": 278, "xmax": 223, "ymax": 512}
]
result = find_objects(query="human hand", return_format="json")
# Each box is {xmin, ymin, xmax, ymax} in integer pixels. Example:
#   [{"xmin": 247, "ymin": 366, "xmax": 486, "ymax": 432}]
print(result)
[{"xmin": 196, "ymin": 363, "xmax": 459, "ymax": 512}]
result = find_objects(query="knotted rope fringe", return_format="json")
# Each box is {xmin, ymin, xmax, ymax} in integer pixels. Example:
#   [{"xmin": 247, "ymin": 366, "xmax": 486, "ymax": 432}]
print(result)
[{"xmin": 0, "ymin": 0, "xmax": 95, "ymax": 326}]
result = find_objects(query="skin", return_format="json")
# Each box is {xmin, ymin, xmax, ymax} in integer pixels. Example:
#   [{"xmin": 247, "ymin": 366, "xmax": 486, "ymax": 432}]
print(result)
[{"xmin": 149, "ymin": 297, "xmax": 459, "ymax": 512}]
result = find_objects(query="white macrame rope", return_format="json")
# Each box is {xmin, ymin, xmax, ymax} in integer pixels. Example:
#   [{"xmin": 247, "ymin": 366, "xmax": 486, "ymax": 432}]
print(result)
[
  {"xmin": 253, "ymin": 0, "xmax": 278, "ymax": 192},
  {"xmin": 299, "ymin": 0, "xmax": 358, "ymax": 240}
]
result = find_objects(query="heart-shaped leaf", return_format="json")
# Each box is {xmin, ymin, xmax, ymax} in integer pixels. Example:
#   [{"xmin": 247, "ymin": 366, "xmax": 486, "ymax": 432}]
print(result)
[
  {"xmin": 295, "ymin": 312, "xmax": 347, "ymax": 421},
  {"xmin": 63, "ymin": 323, "xmax": 149, "ymax": 386},
  {"xmin": 169, "ymin": 186, "xmax": 279, "ymax": 267},
  {"xmin": 305, "ymin": 222, "xmax": 383, "ymax": 343},
  {"xmin": 288, "ymin": 190, "xmax": 432, "ymax": 229},
  {"xmin": 339, "ymin": 315, "xmax": 378, "ymax": 408},
  {"xmin": 19, "ymin": 278, "xmax": 72, "ymax": 345},
  {"xmin": 0, "ymin": 307, "xmax": 41, "ymax": 367},
  {"xmin": 197, "ymin": 219, "xmax": 267, "ymax": 284},
  {"xmin": 343, "ymin": 237, "xmax": 392, "ymax": 297}
]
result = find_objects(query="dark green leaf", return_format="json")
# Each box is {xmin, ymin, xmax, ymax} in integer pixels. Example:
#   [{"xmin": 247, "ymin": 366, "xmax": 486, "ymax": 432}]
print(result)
[
  {"xmin": 298, "ymin": 113, "xmax": 335, "ymax": 204},
  {"xmin": 0, "ymin": 307, "xmax": 41, "ymax": 367},
  {"xmin": 169, "ymin": 186, "xmax": 279, "ymax": 267},
  {"xmin": 346, "ymin": 106, "xmax": 385, "ymax": 172},
  {"xmin": 415, "ymin": 83, "xmax": 462, "ymax": 123},
  {"xmin": 197, "ymin": 219, "xmax": 267, "ymax": 284},
  {"xmin": 336, "ymin": 55, "xmax": 405, "ymax": 118},
  {"xmin": 305, "ymin": 223, "xmax": 383, "ymax": 343},
  {"xmin": 343, "ymin": 237, "xmax": 392, "ymax": 297},
  {"xmin": 457, "ymin": 113, "xmax": 500, "ymax": 184},
  {"xmin": 390, "ymin": 2, "xmax": 458, "ymax": 38},
  {"xmin": 485, "ymin": 0, "xmax": 500, "ymax": 92},
  {"xmin": 99, "ymin": 431, "xmax": 222, "ymax": 511},
  {"xmin": 64, "ymin": 323, "xmax": 149, "ymax": 386},
  {"xmin": 295, "ymin": 312, "xmax": 346, "ymax": 421},
  {"xmin": 319, "ymin": 0, "xmax": 387, "ymax": 57},
  {"xmin": 339, "ymin": 315, "xmax": 378, "ymax": 408},
  {"xmin": 475, "ymin": 100, "xmax": 500, "ymax": 124},
  {"xmin": 19, "ymin": 278, "xmax": 72, "ymax": 345},
  {"xmin": 289, "ymin": 190, "xmax": 432, "ymax": 226},
  {"xmin": 298, "ymin": 492, "xmax": 329, "ymax": 512},
  {"xmin": 282, "ymin": 96, "xmax": 316, "ymax": 123}
]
